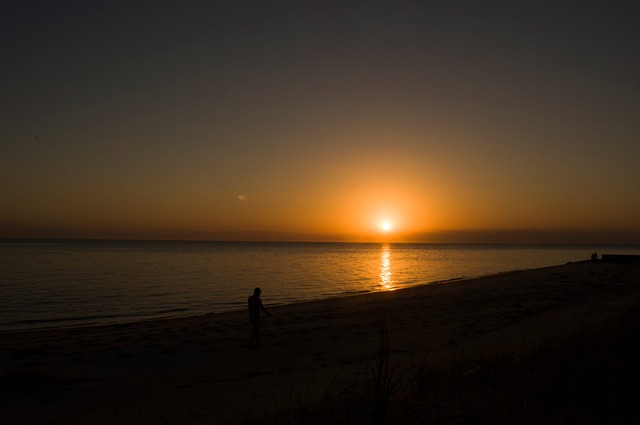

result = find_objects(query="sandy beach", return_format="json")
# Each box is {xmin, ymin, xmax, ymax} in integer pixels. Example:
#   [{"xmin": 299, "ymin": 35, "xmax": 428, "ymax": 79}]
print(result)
[{"xmin": 2, "ymin": 260, "xmax": 640, "ymax": 425}]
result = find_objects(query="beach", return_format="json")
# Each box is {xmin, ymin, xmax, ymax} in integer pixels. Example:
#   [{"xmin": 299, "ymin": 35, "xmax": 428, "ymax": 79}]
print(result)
[{"xmin": 2, "ymin": 260, "xmax": 640, "ymax": 424}]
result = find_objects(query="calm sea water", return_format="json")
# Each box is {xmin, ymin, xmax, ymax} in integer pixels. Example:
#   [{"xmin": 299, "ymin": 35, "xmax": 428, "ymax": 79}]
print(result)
[{"xmin": 2, "ymin": 240, "xmax": 639, "ymax": 331}]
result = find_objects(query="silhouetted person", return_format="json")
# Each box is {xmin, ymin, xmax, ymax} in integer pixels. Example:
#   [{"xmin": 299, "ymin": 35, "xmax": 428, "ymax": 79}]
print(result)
[
  {"xmin": 591, "ymin": 252, "xmax": 598, "ymax": 261},
  {"xmin": 248, "ymin": 287, "xmax": 271, "ymax": 347}
]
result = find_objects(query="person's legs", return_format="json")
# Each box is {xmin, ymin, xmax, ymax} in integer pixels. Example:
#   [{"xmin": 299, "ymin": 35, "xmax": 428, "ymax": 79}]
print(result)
[{"xmin": 250, "ymin": 321, "xmax": 260, "ymax": 347}]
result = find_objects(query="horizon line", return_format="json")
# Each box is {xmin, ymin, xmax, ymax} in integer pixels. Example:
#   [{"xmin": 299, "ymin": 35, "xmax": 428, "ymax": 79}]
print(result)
[
  {"xmin": 2, "ymin": 236, "xmax": 639, "ymax": 247},
  {"xmin": 2, "ymin": 225, "xmax": 639, "ymax": 245}
]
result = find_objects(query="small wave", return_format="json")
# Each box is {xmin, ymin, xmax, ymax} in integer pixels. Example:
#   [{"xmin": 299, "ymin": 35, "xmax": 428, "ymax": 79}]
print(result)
[
  {"xmin": 14, "ymin": 314, "xmax": 121, "ymax": 325},
  {"xmin": 430, "ymin": 276, "xmax": 466, "ymax": 284},
  {"xmin": 0, "ymin": 308, "xmax": 197, "ymax": 332},
  {"xmin": 334, "ymin": 289, "xmax": 371, "ymax": 295},
  {"xmin": 152, "ymin": 307, "xmax": 191, "ymax": 315}
]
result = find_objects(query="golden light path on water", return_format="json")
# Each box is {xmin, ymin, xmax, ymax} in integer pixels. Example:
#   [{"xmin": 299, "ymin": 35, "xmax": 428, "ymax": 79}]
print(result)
[{"xmin": 379, "ymin": 244, "xmax": 395, "ymax": 291}]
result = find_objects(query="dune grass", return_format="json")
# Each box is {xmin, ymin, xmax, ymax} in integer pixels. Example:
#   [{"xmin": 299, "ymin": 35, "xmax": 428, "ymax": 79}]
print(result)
[{"xmin": 239, "ymin": 303, "xmax": 640, "ymax": 425}]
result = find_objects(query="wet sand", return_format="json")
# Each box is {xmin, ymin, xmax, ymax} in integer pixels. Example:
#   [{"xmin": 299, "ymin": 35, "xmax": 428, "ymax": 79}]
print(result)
[{"xmin": 2, "ymin": 260, "xmax": 640, "ymax": 424}]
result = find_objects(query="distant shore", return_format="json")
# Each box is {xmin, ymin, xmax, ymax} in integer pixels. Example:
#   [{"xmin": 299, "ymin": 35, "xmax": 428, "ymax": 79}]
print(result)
[{"xmin": 2, "ymin": 260, "xmax": 640, "ymax": 424}]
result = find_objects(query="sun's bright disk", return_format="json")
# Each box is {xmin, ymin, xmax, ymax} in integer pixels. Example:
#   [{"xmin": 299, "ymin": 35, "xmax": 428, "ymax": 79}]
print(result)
[{"xmin": 381, "ymin": 221, "xmax": 392, "ymax": 232}]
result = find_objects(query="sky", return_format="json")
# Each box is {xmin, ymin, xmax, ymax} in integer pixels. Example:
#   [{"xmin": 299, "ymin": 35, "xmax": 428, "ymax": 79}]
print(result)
[{"xmin": 2, "ymin": 1, "xmax": 639, "ymax": 243}]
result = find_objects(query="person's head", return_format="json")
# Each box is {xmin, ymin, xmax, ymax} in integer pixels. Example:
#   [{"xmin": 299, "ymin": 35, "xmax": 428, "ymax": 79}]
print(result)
[{"xmin": 253, "ymin": 287, "xmax": 261, "ymax": 296}]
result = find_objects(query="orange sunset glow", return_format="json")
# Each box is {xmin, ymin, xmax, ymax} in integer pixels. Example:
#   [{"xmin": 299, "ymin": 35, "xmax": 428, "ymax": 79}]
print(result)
[{"xmin": 1, "ymin": 2, "xmax": 639, "ymax": 244}]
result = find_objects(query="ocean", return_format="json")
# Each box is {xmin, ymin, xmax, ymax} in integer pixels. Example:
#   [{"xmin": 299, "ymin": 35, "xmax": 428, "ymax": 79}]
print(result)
[{"xmin": 2, "ymin": 240, "xmax": 639, "ymax": 332}]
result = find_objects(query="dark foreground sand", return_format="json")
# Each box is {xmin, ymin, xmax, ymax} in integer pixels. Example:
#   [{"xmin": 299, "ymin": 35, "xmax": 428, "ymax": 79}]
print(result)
[{"xmin": 2, "ymin": 260, "xmax": 640, "ymax": 425}]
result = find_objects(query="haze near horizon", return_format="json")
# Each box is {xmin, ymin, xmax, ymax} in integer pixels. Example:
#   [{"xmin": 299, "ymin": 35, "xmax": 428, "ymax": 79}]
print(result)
[{"xmin": 2, "ymin": 1, "xmax": 639, "ymax": 244}]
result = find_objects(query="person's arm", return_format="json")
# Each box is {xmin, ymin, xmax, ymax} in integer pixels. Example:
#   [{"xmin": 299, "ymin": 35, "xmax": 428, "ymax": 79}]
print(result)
[{"xmin": 260, "ymin": 300, "xmax": 271, "ymax": 317}]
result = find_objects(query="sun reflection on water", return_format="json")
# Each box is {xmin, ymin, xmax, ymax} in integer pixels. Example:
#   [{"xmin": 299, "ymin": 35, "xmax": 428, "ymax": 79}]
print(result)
[{"xmin": 379, "ymin": 244, "xmax": 395, "ymax": 290}]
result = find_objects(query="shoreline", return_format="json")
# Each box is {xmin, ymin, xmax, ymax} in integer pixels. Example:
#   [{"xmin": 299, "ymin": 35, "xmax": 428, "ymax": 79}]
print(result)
[
  {"xmin": 0, "ymin": 263, "xmax": 572, "ymax": 334},
  {"xmin": 4, "ymin": 241, "xmax": 640, "ymax": 334},
  {"xmin": 2, "ymin": 261, "xmax": 640, "ymax": 424}
]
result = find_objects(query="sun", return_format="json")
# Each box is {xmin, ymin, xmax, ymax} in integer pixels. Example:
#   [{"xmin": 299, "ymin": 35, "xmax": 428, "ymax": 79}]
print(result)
[{"xmin": 381, "ymin": 221, "xmax": 392, "ymax": 232}]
